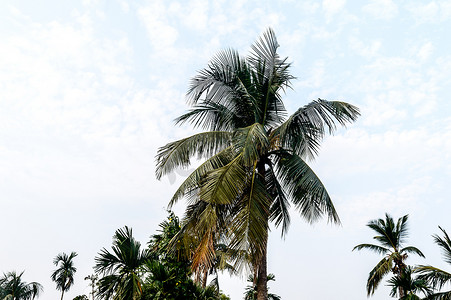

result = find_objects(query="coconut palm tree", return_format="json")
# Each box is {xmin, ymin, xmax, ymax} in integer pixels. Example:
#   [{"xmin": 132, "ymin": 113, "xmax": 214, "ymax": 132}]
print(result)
[
  {"xmin": 387, "ymin": 266, "xmax": 432, "ymax": 299},
  {"xmin": 51, "ymin": 251, "xmax": 78, "ymax": 300},
  {"xmin": 416, "ymin": 226, "xmax": 451, "ymax": 299},
  {"xmin": 94, "ymin": 226, "xmax": 152, "ymax": 300},
  {"xmin": 0, "ymin": 271, "xmax": 43, "ymax": 300},
  {"xmin": 353, "ymin": 213, "xmax": 425, "ymax": 297},
  {"xmin": 156, "ymin": 28, "xmax": 359, "ymax": 299}
]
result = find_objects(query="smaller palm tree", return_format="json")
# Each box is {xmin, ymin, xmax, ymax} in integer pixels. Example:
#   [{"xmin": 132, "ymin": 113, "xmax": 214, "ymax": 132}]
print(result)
[
  {"xmin": 387, "ymin": 266, "xmax": 432, "ymax": 299},
  {"xmin": 94, "ymin": 226, "xmax": 152, "ymax": 300},
  {"xmin": 51, "ymin": 251, "xmax": 78, "ymax": 300},
  {"xmin": 0, "ymin": 271, "xmax": 43, "ymax": 300},
  {"xmin": 353, "ymin": 213, "xmax": 425, "ymax": 297},
  {"xmin": 417, "ymin": 226, "xmax": 451, "ymax": 299},
  {"xmin": 84, "ymin": 274, "xmax": 98, "ymax": 300},
  {"xmin": 244, "ymin": 273, "xmax": 280, "ymax": 300}
]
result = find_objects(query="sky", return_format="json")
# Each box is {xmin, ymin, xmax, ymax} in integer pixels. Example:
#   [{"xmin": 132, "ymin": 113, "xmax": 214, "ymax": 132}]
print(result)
[{"xmin": 1, "ymin": 0, "xmax": 450, "ymax": 299}]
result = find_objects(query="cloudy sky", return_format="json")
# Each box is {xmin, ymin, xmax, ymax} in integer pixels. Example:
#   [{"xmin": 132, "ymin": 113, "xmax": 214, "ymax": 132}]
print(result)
[{"xmin": 1, "ymin": 0, "xmax": 450, "ymax": 299}]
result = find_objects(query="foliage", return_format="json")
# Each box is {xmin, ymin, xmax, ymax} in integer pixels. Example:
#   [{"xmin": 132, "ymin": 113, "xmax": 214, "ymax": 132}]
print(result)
[
  {"xmin": 417, "ymin": 226, "xmax": 451, "ymax": 299},
  {"xmin": 0, "ymin": 271, "xmax": 43, "ymax": 300},
  {"xmin": 353, "ymin": 213, "xmax": 425, "ymax": 297},
  {"xmin": 156, "ymin": 27, "xmax": 359, "ymax": 299},
  {"xmin": 244, "ymin": 273, "xmax": 280, "ymax": 300},
  {"xmin": 72, "ymin": 296, "xmax": 88, "ymax": 300},
  {"xmin": 51, "ymin": 251, "xmax": 78, "ymax": 300},
  {"xmin": 94, "ymin": 226, "xmax": 152, "ymax": 300},
  {"xmin": 93, "ymin": 216, "xmax": 229, "ymax": 300},
  {"xmin": 141, "ymin": 260, "xmax": 199, "ymax": 300},
  {"xmin": 83, "ymin": 274, "xmax": 97, "ymax": 300},
  {"xmin": 387, "ymin": 266, "xmax": 432, "ymax": 299},
  {"xmin": 149, "ymin": 212, "xmax": 191, "ymax": 278},
  {"xmin": 142, "ymin": 212, "xmax": 230, "ymax": 300}
]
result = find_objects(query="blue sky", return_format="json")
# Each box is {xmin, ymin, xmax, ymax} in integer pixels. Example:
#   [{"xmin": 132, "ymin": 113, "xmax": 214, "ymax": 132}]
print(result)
[{"xmin": 1, "ymin": 0, "xmax": 450, "ymax": 299}]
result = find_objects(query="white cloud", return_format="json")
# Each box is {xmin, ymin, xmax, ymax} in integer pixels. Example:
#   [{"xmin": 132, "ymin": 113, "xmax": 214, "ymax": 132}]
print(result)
[
  {"xmin": 322, "ymin": 0, "xmax": 346, "ymax": 18},
  {"xmin": 342, "ymin": 177, "xmax": 434, "ymax": 224},
  {"xmin": 137, "ymin": 3, "xmax": 179, "ymax": 50},
  {"xmin": 117, "ymin": 0, "xmax": 130, "ymax": 13},
  {"xmin": 298, "ymin": 60, "xmax": 326, "ymax": 89},
  {"xmin": 406, "ymin": 1, "xmax": 451, "ymax": 23},
  {"xmin": 296, "ymin": 0, "xmax": 321, "ymax": 14},
  {"xmin": 363, "ymin": 0, "xmax": 398, "ymax": 19},
  {"xmin": 417, "ymin": 41, "xmax": 434, "ymax": 60},
  {"xmin": 349, "ymin": 36, "xmax": 382, "ymax": 58},
  {"xmin": 169, "ymin": 0, "xmax": 209, "ymax": 31}
]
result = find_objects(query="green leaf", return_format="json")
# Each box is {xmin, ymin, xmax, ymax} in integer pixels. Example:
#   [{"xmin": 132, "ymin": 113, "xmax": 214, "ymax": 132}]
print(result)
[
  {"xmin": 274, "ymin": 151, "xmax": 339, "ymax": 224},
  {"xmin": 232, "ymin": 123, "xmax": 269, "ymax": 166},
  {"xmin": 156, "ymin": 131, "xmax": 232, "ymax": 180},
  {"xmin": 277, "ymin": 99, "xmax": 360, "ymax": 160}
]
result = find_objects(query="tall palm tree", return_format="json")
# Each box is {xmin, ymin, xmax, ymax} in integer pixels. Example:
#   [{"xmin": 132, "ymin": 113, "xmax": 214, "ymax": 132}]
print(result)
[
  {"xmin": 416, "ymin": 226, "xmax": 451, "ymax": 299},
  {"xmin": 387, "ymin": 266, "xmax": 432, "ymax": 299},
  {"xmin": 353, "ymin": 213, "xmax": 425, "ymax": 297},
  {"xmin": 94, "ymin": 226, "xmax": 152, "ymax": 300},
  {"xmin": 51, "ymin": 251, "xmax": 78, "ymax": 300},
  {"xmin": 156, "ymin": 28, "xmax": 360, "ymax": 299},
  {"xmin": 0, "ymin": 271, "xmax": 43, "ymax": 300}
]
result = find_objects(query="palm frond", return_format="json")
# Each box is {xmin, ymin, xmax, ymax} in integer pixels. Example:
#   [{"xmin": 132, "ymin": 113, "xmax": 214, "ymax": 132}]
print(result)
[
  {"xmin": 96, "ymin": 275, "xmax": 120, "ymax": 300},
  {"xmin": 277, "ymin": 99, "xmax": 360, "ymax": 160},
  {"xmin": 188, "ymin": 48, "xmax": 243, "ymax": 103},
  {"xmin": 248, "ymin": 28, "xmax": 279, "ymax": 73},
  {"xmin": 266, "ymin": 164, "xmax": 291, "ymax": 237},
  {"xmin": 367, "ymin": 257, "xmax": 393, "ymax": 296},
  {"xmin": 247, "ymin": 28, "xmax": 291, "ymax": 127},
  {"xmin": 172, "ymin": 199, "xmax": 233, "ymax": 275},
  {"xmin": 417, "ymin": 266, "xmax": 451, "ymax": 290},
  {"xmin": 424, "ymin": 290, "xmax": 451, "ymax": 300},
  {"xmin": 168, "ymin": 146, "xmax": 234, "ymax": 208},
  {"xmin": 199, "ymin": 154, "xmax": 248, "ymax": 205},
  {"xmin": 434, "ymin": 226, "xmax": 451, "ymax": 265},
  {"xmin": 401, "ymin": 246, "xmax": 425, "ymax": 258},
  {"xmin": 228, "ymin": 166, "xmax": 271, "ymax": 264},
  {"xmin": 397, "ymin": 214, "xmax": 410, "ymax": 246},
  {"xmin": 155, "ymin": 131, "xmax": 232, "ymax": 180},
  {"xmin": 352, "ymin": 243, "xmax": 390, "ymax": 255},
  {"xmin": 367, "ymin": 214, "xmax": 399, "ymax": 250},
  {"xmin": 175, "ymin": 102, "xmax": 241, "ymax": 131},
  {"xmin": 274, "ymin": 151, "xmax": 339, "ymax": 224},
  {"xmin": 187, "ymin": 48, "xmax": 257, "ymax": 130},
  {"xmin": 191, "ymin": 226, "xmax": 217, "ymax": 273},
  {"xmin": 233, "ymin": 123, "xmax": 269, "ymax": 166}
]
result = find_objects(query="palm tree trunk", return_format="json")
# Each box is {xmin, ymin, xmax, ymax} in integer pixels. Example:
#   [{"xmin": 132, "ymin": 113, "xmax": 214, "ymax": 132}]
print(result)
[
  {"xmin": 256, "ymin": 161, "xmax": 268, "ymax": 300},
  {"xmin": 202, "ymin": 268, "xmax": 208, "ymax": 288},
  {"xmin": 398, "ymin": 287, "xmax": 405, "ymax": 299},
  {"xmin": 395, "ymin": 260, "xmax": 406, "ymax": 299},
  {"xmin": 60, "ymin": 289, "xmax": 65, "ymax": 300},
  {"xmin": 195, "ymin": 270, "xmax": 202, "ymax": 284},
  {"xmin": 256, "ymin": 232, "xmax": 268, "ymax": 300}
]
